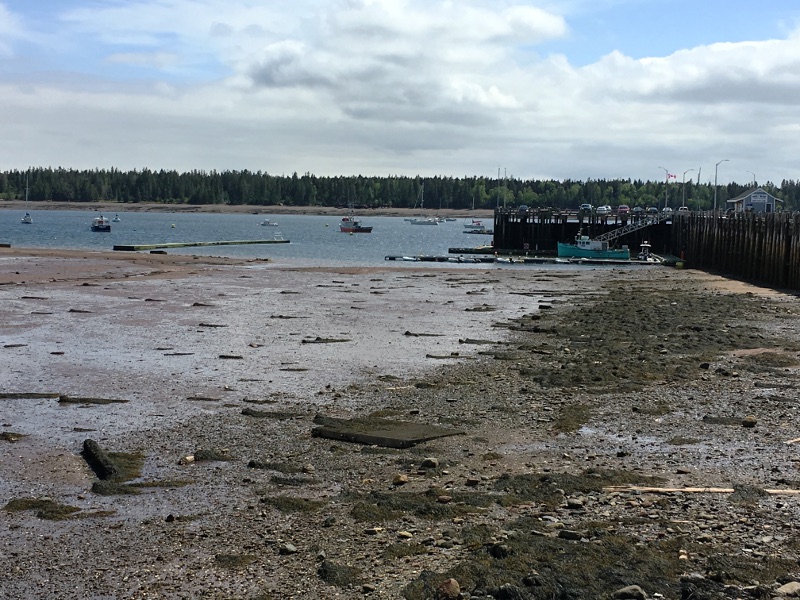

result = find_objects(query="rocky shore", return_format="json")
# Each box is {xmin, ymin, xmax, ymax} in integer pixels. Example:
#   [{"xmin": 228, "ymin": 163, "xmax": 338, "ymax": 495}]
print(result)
[{"xmin": 2, "ymin": 251, "xmax": 800, "ymax": 599}]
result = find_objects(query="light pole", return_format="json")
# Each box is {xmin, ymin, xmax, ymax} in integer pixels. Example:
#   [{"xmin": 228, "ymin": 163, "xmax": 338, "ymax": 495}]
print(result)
[
  {"xmin": 713, "ymin": 159, "xmax": 729, "ymax": 212},
  {"xmin": 658, "ymin": 166, "xmax": 669, "ymax": 210},
  {"xmin": 682, "ymin": 169, "xmax": 694, "ymax": 208},
  {"xmin": 746, "ymin": 170, "xmax": 756, "ymax": 188}
]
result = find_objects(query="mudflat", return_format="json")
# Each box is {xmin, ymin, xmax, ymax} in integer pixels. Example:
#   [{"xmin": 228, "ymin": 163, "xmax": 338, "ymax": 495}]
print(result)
[{"xmin": 2, "ymin": 248, "xmax": 799, "ymax": 599}]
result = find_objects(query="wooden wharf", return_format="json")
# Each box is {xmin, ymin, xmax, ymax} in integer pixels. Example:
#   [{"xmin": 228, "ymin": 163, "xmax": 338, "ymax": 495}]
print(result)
[{"xmin": 490, "ymin": 208, "xmax": 800, "ymax": 290}]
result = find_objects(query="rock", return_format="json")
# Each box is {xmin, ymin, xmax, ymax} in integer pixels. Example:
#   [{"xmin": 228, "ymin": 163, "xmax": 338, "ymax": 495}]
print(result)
[
  {"xmin": 279, "ymin": 543, "xmax": 298, "ymax": 555},
  {"xmin": 566, "ymin": 498, "xmax": 584, "ymax": 510},
  {"xmin": 611, "ymin": 584, "xmax": 647, "ymax": 599},
  {"xmin": 490, "ymin": 543, "xmax": 512, "ymax": 558},
  {"xmin": 465, "ymin": 476, "xmax": 481, "ymax": 486},
  {"xmin": 777, "ymin": 581, "xmax": 800, "ymax": 596},
  {"xmin": 742, "ymin": 415, "xmax": 757, "ymax": 428},
  {"xmin": 494, "ymin": 583, "xmax": 532, "ymax": 599},
  {"xmin": 436, "ymin": 578, "xmax": 460, "ymax": 599},
  {"xmin": 362, "ymin": 583, "xmax": 377, "ymax": 594},
  {"xmin": 557, "ymin": 530, "xmax": 583, "ymax": 541},
  {"xmin": 421, "ymin": 457, "xmax": 440, "ymax": 469},
  {"xmin": 437, "ymin": 495, "xmax": 453, "ymax": 504},
  {"xmin": 393, "ymin": 473, "xmax": 409, "ymax": 485}
]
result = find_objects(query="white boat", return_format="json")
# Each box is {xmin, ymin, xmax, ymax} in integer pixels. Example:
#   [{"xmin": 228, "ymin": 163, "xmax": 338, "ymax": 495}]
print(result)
[
  {"xmin": 112, "ymin": 214, "xmax": 121, "ymax": 222},
  {"xmin": 464, "ymin": 219, "xmax": 485, "ymax": 230},
  {"xmin": 407, "ymin": 183, "xmax": 438, "ymax": 224},
  {"xmin": 260, "ymin": 219, "xmax": 279, "ymax": 226},
  {"xmin": 20, "ymin": 172, "xmax": 32, "ymax": 223},
  {"xmin": 91, "ymin": 215, "xmax": 111, "ymax": 232}
]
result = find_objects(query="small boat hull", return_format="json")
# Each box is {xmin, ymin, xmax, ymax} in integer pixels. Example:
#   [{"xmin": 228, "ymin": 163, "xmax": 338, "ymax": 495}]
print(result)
[{"xmin": 557, "ymin": 242, "xmax": 629, "ymax": 260}]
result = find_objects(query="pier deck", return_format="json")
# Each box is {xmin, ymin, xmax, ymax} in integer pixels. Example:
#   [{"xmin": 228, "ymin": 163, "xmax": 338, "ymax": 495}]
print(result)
[{"xmin": 113, "ymin": 239, "xmax": 290, "ymax": 251}]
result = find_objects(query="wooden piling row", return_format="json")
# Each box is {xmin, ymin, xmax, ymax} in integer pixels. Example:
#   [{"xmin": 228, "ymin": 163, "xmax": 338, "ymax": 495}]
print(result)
[{"xmin": 673, "ymin": 212, "xmax": 800, "ymax": 290}]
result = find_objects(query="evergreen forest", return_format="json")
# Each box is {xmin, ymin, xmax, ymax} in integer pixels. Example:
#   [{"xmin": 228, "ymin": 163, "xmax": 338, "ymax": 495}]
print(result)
[{"xmin": 2, "ymin": 168, "xmax": 799, "ymax": 212}]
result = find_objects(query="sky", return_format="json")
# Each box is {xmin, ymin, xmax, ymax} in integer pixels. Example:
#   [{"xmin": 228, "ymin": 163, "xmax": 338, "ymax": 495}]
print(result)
[{"xmin": 1, "ymin": 0, "xmax": 799, "ymax": 185}]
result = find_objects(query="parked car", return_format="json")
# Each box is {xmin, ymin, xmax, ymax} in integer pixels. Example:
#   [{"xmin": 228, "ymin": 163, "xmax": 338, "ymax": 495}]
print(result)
[
  {"xmin": 579, "ymin": 203, "xmax": 593, "ymax": 212},
  {"xmin": 677, "ymin": 206, "xmax": 690, "ymax": 214},
  {"xmin": 617, "ymin": 204, "xmax": 630, "ymax": 215},
  {"xmin": 632, "ymin": 206, "xmax": 645, "ymax": 215},
  {"xmin": 646, "ymin": 206, "xmax": 659, "ymax": 215},
  {"xmin": 662, "ymin": 207, "xmax": 673, "ymax": 214},
  {"xmin": 596, "ymin": 205, "xmax": 612, "ymax": 215}
]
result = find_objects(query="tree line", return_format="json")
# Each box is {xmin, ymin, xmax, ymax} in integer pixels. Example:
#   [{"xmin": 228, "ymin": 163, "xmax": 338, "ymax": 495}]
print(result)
[{"xmin": 2, "ymin": 167, "xmax": 799, "ymax": 211}]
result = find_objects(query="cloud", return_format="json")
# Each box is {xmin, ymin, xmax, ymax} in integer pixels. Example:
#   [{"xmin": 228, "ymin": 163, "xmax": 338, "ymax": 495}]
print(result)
[
  {"xmin": 0, "ymin": 3, "xmax": 27, "ymax": 56},
  {"xmin": 2, "ymin": 0, "xmax": 800, "ymax": 184}
]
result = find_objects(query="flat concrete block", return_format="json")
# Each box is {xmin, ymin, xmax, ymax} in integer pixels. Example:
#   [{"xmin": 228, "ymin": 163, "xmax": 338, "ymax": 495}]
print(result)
[{"xmin": 311, "ymin": 414, "xmax": 464, "ymax": 449}]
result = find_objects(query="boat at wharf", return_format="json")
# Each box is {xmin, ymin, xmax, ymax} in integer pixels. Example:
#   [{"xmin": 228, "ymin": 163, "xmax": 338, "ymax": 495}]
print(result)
[{"xmin": 556, "ymin": 233, "xmax": 630, "ymax": 260}]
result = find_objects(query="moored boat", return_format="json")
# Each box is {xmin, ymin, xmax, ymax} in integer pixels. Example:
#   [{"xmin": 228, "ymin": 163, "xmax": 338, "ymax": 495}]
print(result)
[
  {"xmin": 557, "ymin": 234, "xmax": 629, "ymax": 259},
  {"xmin": 260, "ymin": 219, "xmax": 279, "ymax": 226},
  {"xmin": 112, "ymin": 214, "xmax": 121, "ymax": 222},
  {"xmin": 91, "ymin": 215, "xmax": 111, "ymax": 232},
  {"xmin": 21, "ymin": 212, "xmax": 32, "ymax": 224},
  {"xmin": 463, "ymin": 219, "xmax": 485, "ymax": 230},
  {"xmin": 408, "ymin": 217, "xmax": 439, "ymax": 225},
  {"xmin": 340, "ymin": 215, "xmax": 372, "ymax": 233}
]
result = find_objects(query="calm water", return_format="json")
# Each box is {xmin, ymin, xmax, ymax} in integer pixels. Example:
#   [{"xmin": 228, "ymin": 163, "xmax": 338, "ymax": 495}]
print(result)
[{"xmin": 1, "ymin": 208, "xmax": 511, "ymax": 268}]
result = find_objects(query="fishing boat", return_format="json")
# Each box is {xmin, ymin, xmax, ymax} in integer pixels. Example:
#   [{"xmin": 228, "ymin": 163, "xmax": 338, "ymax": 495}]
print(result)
[
  {"xmin": 112, "ymin": 214, "xmax": 121, "ymax": 222},
  {"xmin": 91, "ymin": 215, "xmax": 111, "ymax": 232},
  {"xmin": 339, "ymin": 215, "xmax": 372, "ymax": 233},
  {"xmin": 557, "ymin": 233, "xmax": 629, "ymax": 260},
  {"xmin": 260, "ymin": 219, "xmax": 279, "ymax": 226}
]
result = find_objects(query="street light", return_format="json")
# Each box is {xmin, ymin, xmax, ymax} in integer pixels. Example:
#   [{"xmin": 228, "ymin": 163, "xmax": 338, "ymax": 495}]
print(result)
[
  {"xmin": 713, "ymin": 159, "xmax": 729, "ymax": 212},
  {"xmin": 746, "ymin": 170, "xmax": 756, "ymax": 188},
  {"xmin": 658, "ymin": 166, "xmax": 669, "ymax": 210},
  {"xmin": 682, "ymin": 169, "xmax": 695, "ymax": 208}
]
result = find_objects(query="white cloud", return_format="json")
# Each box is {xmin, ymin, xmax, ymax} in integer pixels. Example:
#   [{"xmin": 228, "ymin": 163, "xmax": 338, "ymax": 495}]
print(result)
[{"xmin": 1, "ymin": 0, "xmax": 800, "ymax": 184}]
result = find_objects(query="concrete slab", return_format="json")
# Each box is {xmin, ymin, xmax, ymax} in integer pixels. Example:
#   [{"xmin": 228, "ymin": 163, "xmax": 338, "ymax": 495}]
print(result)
[{"xmin": 311, "ymin": 414, "xmax": 464, "ymax": 449}]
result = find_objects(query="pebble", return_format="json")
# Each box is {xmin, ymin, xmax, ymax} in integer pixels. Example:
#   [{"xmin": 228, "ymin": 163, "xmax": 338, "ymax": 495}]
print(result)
[{"xmin": 777, "ymin": 581, "xmax": 800, "ymax": 597}]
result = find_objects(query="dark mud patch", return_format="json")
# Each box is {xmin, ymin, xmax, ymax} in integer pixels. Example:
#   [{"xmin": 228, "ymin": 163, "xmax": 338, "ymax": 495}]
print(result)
[
  {"xmin": 506, "ymin": 281, "xmax": 776, "ymax": 390},
  {"xmin": 349, "ymin": 488, "xmax": 492, "ymax": 523},
  {"xmin": 403, "ymin": 531, "xmax": 793, "ymax": 600},
  {"xmin": 5, "ymin": 498, "xmax": 81, "ymax": 520},
  {"xmin": 59, "ymin": 395, "xmax": 128, "ymax": 405},
  {"xmin": 318, "ymin": 559, "xmax": 364, "ymax": 588},
  {"xmin": 552, "ymin": 403, "xmax": 592, "ymax": 433},
  {"xmin": 214, "ymin": 554, "xmax": 257, "ymax": 569},
  {"xmin": 193, "ymin": 448, "xmax": 234, "ymax": 462}
]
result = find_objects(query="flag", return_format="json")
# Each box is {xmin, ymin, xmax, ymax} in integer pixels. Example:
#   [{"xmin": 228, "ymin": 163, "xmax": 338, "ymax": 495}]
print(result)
[{"xmin": 668, "ymin": 173, "xmax": 677, "ymax": 179}]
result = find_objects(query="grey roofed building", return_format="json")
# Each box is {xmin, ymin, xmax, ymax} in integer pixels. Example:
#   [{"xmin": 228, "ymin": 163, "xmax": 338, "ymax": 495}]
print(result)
[{"xmin": 727, "ymin": 187, "xmax": 782, "ymax": 213}]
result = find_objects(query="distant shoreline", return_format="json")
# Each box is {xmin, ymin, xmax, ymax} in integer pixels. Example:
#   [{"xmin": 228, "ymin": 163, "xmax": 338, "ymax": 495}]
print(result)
[{"xmin": 1, "ymin": 200, "xmax": 495, "ymax": 219}]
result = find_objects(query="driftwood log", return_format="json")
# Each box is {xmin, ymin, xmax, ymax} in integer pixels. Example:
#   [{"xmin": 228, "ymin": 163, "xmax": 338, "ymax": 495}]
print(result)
[{"xmin": 81, "ymin": 439, "xmax": 122, "ymax": 481}]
